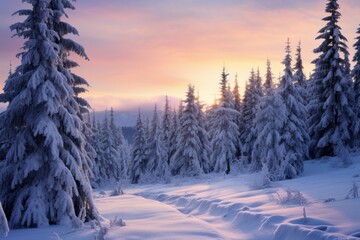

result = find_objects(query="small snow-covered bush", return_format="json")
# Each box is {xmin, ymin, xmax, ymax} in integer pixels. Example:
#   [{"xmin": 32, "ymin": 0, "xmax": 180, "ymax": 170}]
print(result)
[
  {"xmin": 0, "ymin": 202, "xmax": 9, "ymax": 237},
  {"xmin": 346, "ymin": 182, "xmax": 359, "ymax": 199},
  {"xmin": 109, "ymin": 216, "xmax": 126, "ymax": 227},
  {"xmin": 249, "ymin": 167, "xmax": 271, "ymax": 189},
  {"xmin": 276, "ymin": 188, "xmax": 306, "ymax": 205},
  {"xmin": 93, "ymin": 219, "xmax": 109, "ymax": 240},
  {"xmin": 110, "ymin": 181, "xmax": 124, "ymax": 197},
  {"xmin": 94, "ymin": 226, "xmax": 108, "ymax": 240}
]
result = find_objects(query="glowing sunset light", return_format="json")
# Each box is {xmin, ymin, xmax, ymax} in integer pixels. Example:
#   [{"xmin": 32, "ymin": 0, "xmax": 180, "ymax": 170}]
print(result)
[{"xmin": 1, "ymin": 0, "xmax": 360, "ymax": 111}]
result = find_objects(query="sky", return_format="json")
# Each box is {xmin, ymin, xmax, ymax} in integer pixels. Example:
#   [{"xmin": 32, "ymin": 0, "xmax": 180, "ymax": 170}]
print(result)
[{"xmin": 1, "ymin": 0, "xmax": 360, "ymax": 111}]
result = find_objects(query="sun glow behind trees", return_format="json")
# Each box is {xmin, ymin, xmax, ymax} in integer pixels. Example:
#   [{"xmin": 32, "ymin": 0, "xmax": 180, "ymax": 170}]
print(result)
[{"xmin": 1, "ymin": 1, "xmax": 360, "ymax": 111}]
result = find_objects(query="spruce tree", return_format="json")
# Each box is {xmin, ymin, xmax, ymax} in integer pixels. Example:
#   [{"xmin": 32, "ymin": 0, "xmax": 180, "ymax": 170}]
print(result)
[
  {"xmin": 170, "ymin": 86, "xmax": 203, "ymax": 176},
  {"xmin": 240, "ymin": 69, "xmax": 262, "ymax": 164},
  {"xmin": 233, "ymin": 74, "xmax": 242, "ymax": 159},
  {"xmin": 0, "ymin": 0, "xmax": 98, "ymax": 227},
  {"xmin": 233, "ymin": 73, "xmax": 242, "ymax": 112},
  {"xmin": 130, "ymin": 110, "xmax": 148, "ymax": 184},
  {"xmin": 210, "ymin": 69, "xmax": 239, "ymax": 174},
  {"xmin": 88, "ymin": 112, "xmax": 102, "ymax": 187},
  {"xmin": 98, "ymin": 111, "xmax": 122, "ymax": 184},
  {"xmin": 168, "ymin": 109, "xmax": 179, "ymax": 164},
  {"xmin": 162, "ymin": 96, "xmax": 172, "ymax": 164},
  {"xmin": 308, "ymin": 0, "xmax": 355, "ymax": 158},
  {"xmin": 252, "ymin": 60, "xmax": 287, "ymax": 180},
  {"xmin": 109, "ymin": 108, "xmax": 129, "ymax": 179},
  {"xmin": 146, "ymin": 105, "xmax": 170, "ymax": 181},
  {"xmin": 195, "ymin": 95, "xmax": 211, "ymax": 173},
  {"xmin": 352, "ymin": 25, "xmax": 360, "ymax": 142},
  {"xmin": 294, "ymin": 42, "xmax": 307, "ymax": 91},
  {"xmin": 278, "ymin": 40, "xmax": 309, "ymax": 178}
]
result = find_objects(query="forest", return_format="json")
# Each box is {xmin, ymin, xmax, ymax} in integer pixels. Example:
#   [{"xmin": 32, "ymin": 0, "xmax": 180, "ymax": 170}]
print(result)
[{"xmin": 0, "ymin": 0, "xmax": 359, "ymax": 239}]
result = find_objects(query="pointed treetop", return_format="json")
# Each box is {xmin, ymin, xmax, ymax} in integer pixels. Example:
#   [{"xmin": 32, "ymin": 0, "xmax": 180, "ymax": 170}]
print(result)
[{"xmin": 264, "ymin": 59, "xmax": 273, "ymax": 91}]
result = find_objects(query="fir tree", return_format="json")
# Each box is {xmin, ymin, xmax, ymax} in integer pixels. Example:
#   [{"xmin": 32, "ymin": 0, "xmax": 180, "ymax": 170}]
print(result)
[
  {"xmin": 210, "ymin": 69, "xmax": 239, "ymax": 174},
  {"xmin": 352, "ymin": 25, "xmax": 360, "ymax": 142},
  {"xmin": 168, "ymin": 109, "xmax": 179, "ymax": 164},
  {"xmin": 195, "ymin": 95, "xmax": 211, "ymax": 173},
  {"xmin": 0, "ymin": 0, "xmax": 98, "ymax": 227},
  {"xmin": 170, "ymin": 86, "xmax": 203, "ymax": 176},
  {"xmin": 162, "ymin": 96, "xmax": 172, "ymax": 164},
  {"xmin": 130, "ymin": 110, "xmax": 148, "ymax": 184},
  {"xmin": 233, "ymin": 74, "xmax": 242, "ymax": 159},
  {"xmin": 233, "ymin": 73, "xmax": 242, "ymax": 112},
  {"xmin": 240, "ymin": 69, "xmax": 262, "ymax": 164},
  {"xmin": 308, "ymin": 0, "xmax": 356, "ymax": 158},
  {"xmin": 278, "ymin": 40, "xmax": 309, "ymax": 178},
  {"xmin": 294, "ymin": 42, "xmax": 307, "ymax": 90},
  {"xmin": 146, "ymin": 105, "xmax": 170, "ymax": 181},
  {"xmin": 97, "ymin": 111, "xmax": 122, "ymax": 184},
  {"xmin": 88, "ymin": 112, "xmax": 101, "ymax": 187},
  {"xmin": 109, "ymin": 108, "xmax": 129, "ymax": 179},
  {"xmin": 252, "ymin": 60, "xmax": 287, "ymax": 180}
]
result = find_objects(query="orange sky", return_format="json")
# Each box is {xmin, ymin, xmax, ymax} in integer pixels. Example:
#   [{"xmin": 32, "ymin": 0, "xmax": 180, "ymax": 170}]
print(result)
[{"xmin": 1, "ymin": 0, "xmax": 360, "ymax": 111}]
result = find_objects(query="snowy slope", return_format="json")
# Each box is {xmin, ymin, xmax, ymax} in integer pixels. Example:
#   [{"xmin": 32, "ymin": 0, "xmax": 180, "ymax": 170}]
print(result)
[{"xmin": 5, "ymin": 156, "xmax": 360, "ymax": 240}]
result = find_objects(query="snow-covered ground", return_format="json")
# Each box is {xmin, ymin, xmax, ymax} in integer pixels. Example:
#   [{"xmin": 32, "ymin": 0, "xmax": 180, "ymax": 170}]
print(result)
[{"xmin": 5, "ymin": 156, "xmax": 360, "ymax": 240}]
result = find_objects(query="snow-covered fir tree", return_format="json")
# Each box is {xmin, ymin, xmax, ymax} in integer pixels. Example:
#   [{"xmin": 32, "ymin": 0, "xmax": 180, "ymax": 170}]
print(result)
[
  {"xmin": 209, "ymin": 69, "xmax": 239, "ymax": 174},
  {"xmin": 195, "ymin": 94, "xmax": 212, "ymax": 173},
  {"xmin": 240, "ymin": 69, "xmax": 262, "ymax": 164},
  {"xmin": 162, "ymin": 96, "xmax": 172, "ymax": 164},
  {"xmin": 130, "ymin": 110, "xmax": 148, "ymax": 184},
  {"xmin": 146, "ymin": 105, "xmax": 170, "ymax": 182},
  {"xmin": 294, "ymin": 42, "xmax": 308, "ymax": 104},
  {"xmin": 168, "ymin": 109, "xmax": 179, "ymax": 164},
  {"xmin": 308, "ymin": 0, "xmax": 356, "ymax": 158},
  {"xmin": 233, "ymin": 73, "xmax": 242, "ymax": 112},
  {"xmin": 96, "ymin": 111, "xmax": 123, "ymax": 185},
  {"xmin": 170, "ymin": 86, "xmax": 204, "ymax": 176},
  {"xmin": 278, "ymin": 40, "xmax": 309, "ymax": 178},
  {"xmin": 0, "ymin": 0, "xmax": 98, "ymax": 227},
  {"xmin": 109, "ymin": 108, "xmax": 129, "ymax": 179},
  {"xmin": 86, "ymin": 112, "xmax": 99, "ymax": 186},
  {"xmin": 251, "ymin": 60, "xmax": 288, "ymax": 180},
  {"xmin": 352, "ymin": 25, "xmax": 360, "ymax": 142},
  {"xmin": 232, "ymin": 74, "xmax": 243, "ymax": 159}
]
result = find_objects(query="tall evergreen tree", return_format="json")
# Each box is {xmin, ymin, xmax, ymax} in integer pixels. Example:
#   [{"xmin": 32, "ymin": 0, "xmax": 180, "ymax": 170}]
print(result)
[
  {"xmin": 233, "ymin": 73, "xmax": 242, "ymax": 112},
  {"xmin": 0, "ymin": 0, "xmax": 98, "ymax": 227},
  {"xmin": 240, "ymin": 69, "xmax": 262, "ymax": 164},
  {"xmin": 308, "ymin": 0, "xmax": 355, "ymax": 158},
  {"xmin": 232, "ymin": 74, "xmax": 242, "ymax": 159},
  {"xmin": 195, "ymin": 95, "xmax": 211, "ymax": 173},
  {"xmin": 252, "ymin": 61, "xmax": 287, "ymax": 180},
  {"xmin": 170, "ymin": 86, "xmax": 203, "ymax": 176},
  {"xmin": 210, "ymin": 69, "xmax": 239, "ymax": 174},
  {"xmin": 162, "ymin": 96, "xmax": 172, "ymax": 164},
  {"xmin": 87, "ymin": 113, "xmax": 101, "ymax": 186},
  {"xmin": 352, "ymin": 25, "xmax": 360, "ymax": 142},
  {"xmin": 130, "ymin": 110, "xmax": 148, "ymax": 184},
  {"xmin": 168, "ymin": 109, "xmax": 179, "ymax": 164},
  {"xmin": 278, "ymin": 40, "xmax": 309, "ymax": 178},
  {"xmin": 146, "ymin": 105, "xmax": 170, "ymax": 181},
  {"xmin": 97, "ymin": 111, "xmax": 122, "ymax": 184},
  {"xmin": 294, "ymin": 42, "xmax": 307, "ymax": 89},
  {"xmin": 109, "ymin": 108, "xmax": 128, "ymax": 179}
]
